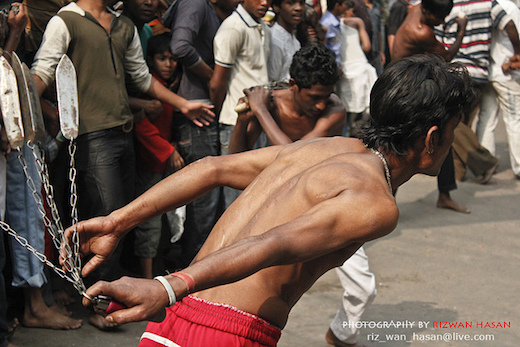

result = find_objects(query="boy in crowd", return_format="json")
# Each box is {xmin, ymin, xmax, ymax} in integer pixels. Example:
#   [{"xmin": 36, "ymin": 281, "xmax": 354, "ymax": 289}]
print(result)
[
  {"xmin": 321, "ymin": 0, "xmax": 349, "ymax": 64},
  {"xmin": 209, "ymin": 0, "xmax": 272, "ymax": 207},
  {"xmin": 268, "ymin": 0, "xmax": 304, "ymax": 83}
]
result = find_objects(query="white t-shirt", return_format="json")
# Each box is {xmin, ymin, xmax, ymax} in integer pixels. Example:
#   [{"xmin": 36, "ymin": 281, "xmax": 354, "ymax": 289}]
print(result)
[{"xmin": 214, "ymin": 4, "xmax": 271, "ymax": 126}]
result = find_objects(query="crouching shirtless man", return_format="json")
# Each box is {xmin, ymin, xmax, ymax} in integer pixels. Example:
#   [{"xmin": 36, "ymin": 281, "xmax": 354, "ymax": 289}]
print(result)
[{"xmin": 64, "ymin": 55, "xmax": 476, "ymax": 346}]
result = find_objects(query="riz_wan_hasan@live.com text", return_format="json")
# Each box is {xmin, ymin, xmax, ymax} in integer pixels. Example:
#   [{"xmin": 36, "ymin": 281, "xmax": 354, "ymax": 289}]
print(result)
[{"xmin": 341, "ymin": 320, "xmax": 510, "ymax": 343}]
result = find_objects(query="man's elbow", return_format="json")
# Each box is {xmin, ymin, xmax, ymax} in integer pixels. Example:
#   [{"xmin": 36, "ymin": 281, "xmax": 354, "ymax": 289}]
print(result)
[
  {"xmin": 171, "ymin": 42, "xmax": 197, "ymax": 66},
  {"xmin": 196, "ymin": 155, "xmax": 222, "ymax": 187}
]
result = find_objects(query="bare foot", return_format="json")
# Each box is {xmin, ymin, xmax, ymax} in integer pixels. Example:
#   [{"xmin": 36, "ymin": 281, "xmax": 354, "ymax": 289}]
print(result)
[
  {"xmin": 480, "ymin": 162, "xmax": 499, "ymax": 184},
  {"xmin": 53, "ymin": 289, "xmax": 76, "ymax": 306},
  {"xmin": 89, "ymin": 313, "xmax": 119, "ymax": 331},
  {"xmin": 325, "ymin": 328, "xmax": 366, "ymax": 347},
  {"xmin": 50, "ymin": 303, "xmax": 73, "ymax": 317},
  {"xmin": 437, "ymin": 192, "xmax": 470, "ymax": 214},
  {"xmin": 22, "ymin": 306, "xmax": 82, "ymax": 330},
  {"xmin": 6, "ymin": 317, "xmax": 18, "ymax": 340}
]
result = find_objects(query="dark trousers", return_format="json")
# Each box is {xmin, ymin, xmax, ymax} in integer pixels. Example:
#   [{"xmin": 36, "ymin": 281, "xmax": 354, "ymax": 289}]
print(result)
[
  {"xmin": 76, "ymin": 127, "xmax": 135, "ymax": 282},
  {"xmin": 437, "ymin": 148, "xmax": 457, "ymax": 193}
]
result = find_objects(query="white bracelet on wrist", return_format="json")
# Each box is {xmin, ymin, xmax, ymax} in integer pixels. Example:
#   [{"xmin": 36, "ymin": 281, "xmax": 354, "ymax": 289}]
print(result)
[{"xmin": 154, "ymin": 276, "xmax": 177, "ymax": 306}]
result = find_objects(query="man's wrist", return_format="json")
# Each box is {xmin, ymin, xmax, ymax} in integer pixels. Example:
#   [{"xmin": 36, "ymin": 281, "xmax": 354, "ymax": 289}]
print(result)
[{"xmin": 154, "ymin": 276, "xmax": 177, "ymax": 306}]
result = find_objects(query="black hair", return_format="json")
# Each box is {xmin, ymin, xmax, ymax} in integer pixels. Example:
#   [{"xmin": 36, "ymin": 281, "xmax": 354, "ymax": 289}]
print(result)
[
  {"xmin": 146, "ymin": 33, "xmax": 173, "ymax": 60},
  {"xmin": 272, "ymin": 0, "xmax": 283, "ymax": 7},
  {"xmin": 361, "ymin": 54, "xmax": 477, "ymax": 157},
  {"xmin": 422, "ymin": 0, "xmax": 453, "ymax": 20},
  {"xmin": 289, "ymin": 44, "xmax": 339, "ymax": 89},
  {"xmin": 345, "ymin": 0, "xmax": 355, "ymax": 10},
  {"xmin": 327, "ymin": 0, "xmax": 347, "ymax": 11}
]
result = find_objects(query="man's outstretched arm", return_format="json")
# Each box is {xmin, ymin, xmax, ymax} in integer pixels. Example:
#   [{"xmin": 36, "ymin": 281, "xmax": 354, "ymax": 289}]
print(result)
[
  {"xmin": 82, "ymin": 182, "xmax": 398, "ymax": 324},
  {"xmin": 64, "ymin": 145, "xmax": 283, "ymax": 276}
]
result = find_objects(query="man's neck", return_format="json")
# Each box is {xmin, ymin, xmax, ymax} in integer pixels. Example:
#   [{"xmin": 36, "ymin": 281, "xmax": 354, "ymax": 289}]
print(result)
[
  {"xmin": 418, "ymin": 6, "xmax": 433, "ymax": 29},
  {"xmin": 76, "ymin": 0, "xmax": 109, "ymax": 14},
  {"xmin": 212, "ymin": 2, "xmax": 234, "ymax": 22},
  {"xmin": 122, "ymin": 10, "xmax": 145, "ymax": 30},
  {"xmin": 276, "ymin": 20, "xmax": 296, "ymax": 34},
  {"xmin": 331, "ymin": 5, "xmax": 344, "ymax": 19},
  {"xmin": 383, "ymin": 150, "xmax": 421, "ymax": 191}
]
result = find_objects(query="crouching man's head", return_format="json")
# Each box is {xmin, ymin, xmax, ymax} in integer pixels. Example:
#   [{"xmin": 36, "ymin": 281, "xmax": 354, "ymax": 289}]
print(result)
[{"xmin": 289, "ymin": 44, "xmax": 340, "ymax": 117}]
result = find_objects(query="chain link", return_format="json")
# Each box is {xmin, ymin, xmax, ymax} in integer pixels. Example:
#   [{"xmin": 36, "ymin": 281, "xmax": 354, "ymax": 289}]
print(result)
[{"xmin": 67, "ymin": 140, "xmax": 84, "ymax": 293}]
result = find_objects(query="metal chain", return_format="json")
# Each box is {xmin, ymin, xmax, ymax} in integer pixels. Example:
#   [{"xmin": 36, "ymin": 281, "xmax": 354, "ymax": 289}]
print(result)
[
  {"xmin": 27, "ymin": 143, "xmax": 65, "ymax": 250},
  {"xmin": 16, "ymin": 149, "xmax": 62, "ymax": 252},
  {"xmin": 67, "ymin": 139, "xmax": 84, "ymax": 294},
  {"xmin": 0, "ymin": 220, "xmax": 79, "ymax": 288},
  {"xmin": 11, "ymin": 145, "xmax": 86, "ymax": 296}
]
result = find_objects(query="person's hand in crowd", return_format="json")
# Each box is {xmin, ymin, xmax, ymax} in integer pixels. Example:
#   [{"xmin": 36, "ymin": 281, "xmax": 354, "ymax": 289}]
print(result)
[
  {"xmin": 180, "ymin": 101, "xmax": 215, "ymax": 127},
  {"xmin": 143, "ymin": 99, "xmax": 163, "ymax": 121},
  {"xmin": 7, "ymin": 2, "xmax": 27, "ymax": 36},
  {"xmin": 167, "ymin": 148, "xmax": 185, "ymax": 173}
]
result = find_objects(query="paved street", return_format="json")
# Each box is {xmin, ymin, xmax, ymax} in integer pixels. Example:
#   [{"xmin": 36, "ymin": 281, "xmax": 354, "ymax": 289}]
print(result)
[{"xmin": 9, "ymin": 118, "xmax": 519, "ymax": 346}]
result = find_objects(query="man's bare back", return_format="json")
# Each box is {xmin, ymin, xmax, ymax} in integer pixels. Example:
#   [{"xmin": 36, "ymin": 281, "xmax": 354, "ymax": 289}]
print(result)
[
  {"xmin": 193, "ymin": 137, "xmax": 397, "ymax": 328},
  {"xmin": 392, "ymin": 5, "xmax": 436, "ymax": 61},
  {"xmin": 391, "ymin": 0, "xmax": 467, "ymax": 62}
]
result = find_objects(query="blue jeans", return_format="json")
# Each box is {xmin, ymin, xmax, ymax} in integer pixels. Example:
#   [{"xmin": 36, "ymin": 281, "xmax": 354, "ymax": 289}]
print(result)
[
  {"xmin": 76, "ymin": 127, "xmax": 135, "ymax": 281},
  {"xmin": 0, "ymin": 224, "xmax": 8, "ymax": 347},
  {"xmin": 6, "ymin": 144, "xmax": 46, "ymax": 288},
  {"xmin": 219, "ymin": 124, "xmax": 242, "ymax": 209},
  {"xmin": 177, "ymin": 120, "xmax": 222, "ymax": 266}
]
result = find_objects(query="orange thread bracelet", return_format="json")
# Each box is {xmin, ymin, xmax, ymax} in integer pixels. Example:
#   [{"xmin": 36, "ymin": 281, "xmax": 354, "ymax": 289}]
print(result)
[{"xmin": 170, "ymin": 272, "xmax": 195, "ymax": 294}]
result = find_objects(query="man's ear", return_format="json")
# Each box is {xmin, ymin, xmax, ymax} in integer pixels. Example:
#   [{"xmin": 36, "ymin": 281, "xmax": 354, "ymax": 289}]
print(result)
[
  {"xmin": 288, "ymin": 78, "xmax": 299, "ymax": 92},
  {"xmin": 425, "ymin": 125, "xmax": 439, "ymax": 154}
]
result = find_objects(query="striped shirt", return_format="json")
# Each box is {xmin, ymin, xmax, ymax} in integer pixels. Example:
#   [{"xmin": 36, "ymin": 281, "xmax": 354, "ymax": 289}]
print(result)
[{"xmin": 435, "ymin": 0, "xmax": 512, "ymax": 84}]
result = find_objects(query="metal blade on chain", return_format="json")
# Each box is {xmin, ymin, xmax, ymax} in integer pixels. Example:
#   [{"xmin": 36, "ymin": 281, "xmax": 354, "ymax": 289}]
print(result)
[
  {"xmin": 0, "ymin": 55, "xmax": 24, "ymax": 149},
  {"xmin": 11, "ymin": 52, "xmax": 46, "ymax": 144},
  {"xmin": 56, "ymin": 55, "xmax": 79, "ymax": 140},
  {"xmin": 23, "ymin": 61, "xmax": 46, "ymax": 144}
]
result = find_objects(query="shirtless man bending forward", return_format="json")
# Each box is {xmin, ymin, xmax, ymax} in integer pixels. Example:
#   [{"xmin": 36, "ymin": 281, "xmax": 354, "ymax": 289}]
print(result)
[
  {"xmin": 391, "ymin": 0, "xmax": 467, "ymax": 62},
  {"xmin": 65, "ymin": 55, "xmax": 476, "ymax": 346}
]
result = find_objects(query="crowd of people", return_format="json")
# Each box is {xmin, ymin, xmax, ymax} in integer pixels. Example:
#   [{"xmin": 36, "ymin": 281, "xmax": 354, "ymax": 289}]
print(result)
[{"xmin": 0, "ymin": 0, "xmax": 518, "ymax": 346}]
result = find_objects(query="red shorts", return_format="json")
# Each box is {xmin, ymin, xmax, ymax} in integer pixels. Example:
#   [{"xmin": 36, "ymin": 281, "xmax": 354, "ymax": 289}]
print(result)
[{"xmin": 139, "ymin": 295, "xmax": 282, "ymax": 347}]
